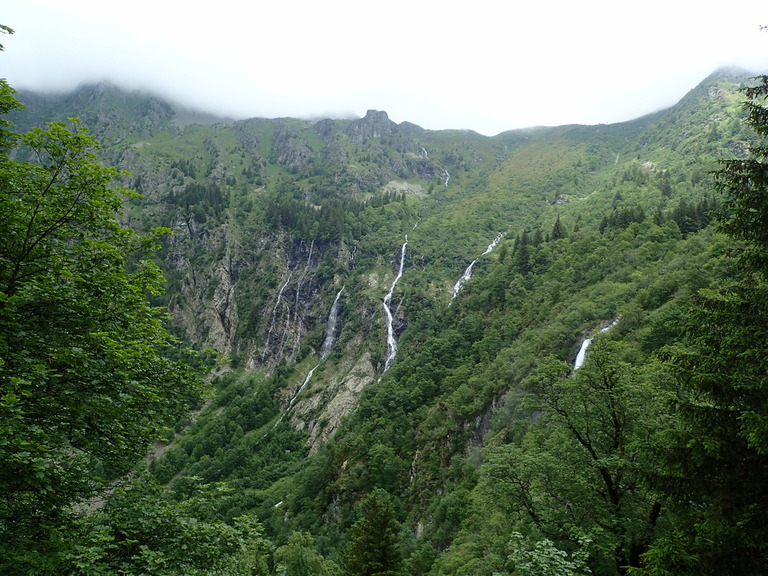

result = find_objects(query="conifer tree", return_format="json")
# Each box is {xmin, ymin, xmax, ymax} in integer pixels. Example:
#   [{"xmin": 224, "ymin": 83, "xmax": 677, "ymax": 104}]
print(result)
[
  {"xmin": 343, "ymin": 488, "xmax": 403, "ymax": 576},
  {"xmin": 551, "ymin": 214, "xmax": 567, "ymax": 240}
]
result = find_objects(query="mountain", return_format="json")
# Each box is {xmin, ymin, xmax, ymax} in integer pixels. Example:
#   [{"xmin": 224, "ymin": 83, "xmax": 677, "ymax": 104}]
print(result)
[{"xmin": 9, "ymin": 68, "xmax": 759, "ymax": 574}]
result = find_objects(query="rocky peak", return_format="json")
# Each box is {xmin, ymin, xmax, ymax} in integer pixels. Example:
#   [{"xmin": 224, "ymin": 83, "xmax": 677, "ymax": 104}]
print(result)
[{"xmin": 346, "ymin": 109, "xmax": 397, "ymax": 142}]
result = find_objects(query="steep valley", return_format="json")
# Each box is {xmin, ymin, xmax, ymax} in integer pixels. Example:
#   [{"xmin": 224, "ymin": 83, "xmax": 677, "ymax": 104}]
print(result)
[{"xmin": 10, "ymin": 68, "xmax": 759, "ymax": 574}]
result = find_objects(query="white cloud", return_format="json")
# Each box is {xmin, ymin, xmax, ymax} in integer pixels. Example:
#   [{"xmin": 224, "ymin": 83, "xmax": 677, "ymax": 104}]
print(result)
[{"xmin": 3, "ymin": 0, "xmax": 767, "ymax": 135}]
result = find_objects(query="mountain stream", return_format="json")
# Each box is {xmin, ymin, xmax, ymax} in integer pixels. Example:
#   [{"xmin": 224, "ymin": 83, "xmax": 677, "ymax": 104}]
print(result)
[
  {"xmin": 383, "ymin": 236, "xmax": 408, "ymax": 372},
  {"xmin": 274, "ymin": 285, "xmax": 347, "ymax": 427},
  {"xmin": 451, "ymin": 232, "xmax": 503, "ymax": 300},
  {"xmin": 573, "ymin": 318, "xmax": 620, "ymax": 371}
]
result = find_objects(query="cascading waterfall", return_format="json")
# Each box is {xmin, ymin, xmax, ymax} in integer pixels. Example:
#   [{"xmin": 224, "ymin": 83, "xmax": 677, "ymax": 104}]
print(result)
[
  {"xmin": 320, "ymin": 286, "xmax": 344, "ymax": 360},
  {"xmin": 272, "ymin": 361, "xmax": 319, "ymax": 429},
  {"xmin": 482, "ymin": 232, "xmax": 503, "ymax": 255},
  {"xmin": 451, "ymin": 232, "xmax": 503, "ymax": 301},
  {"xmin": 261, "ymin": 270, "xmax": 294, "ymax": 360},
  {"xmin": 276, "ymin": 297, "xmax": 293, "ymax": 361},
  {"xmin": 288, "ymin": 364, "xmax": 318, "ymax": 410},
  {"xmin": 452, "ymin": 261, "xmax": 476, "ymax": 300},
  {"xmin": 444, "ymin": 170, "xmax": 451, "ymax": 187},
  {"xmin": 383, "ymin": 236, "xmax": 408, "ymax": 372},
  {"xmin": 573, "ymin": 318, "xmax": 620, "ymax": 371},
  {"xmin": 274, "ymin": 285, "xmax": 347, "ymax": 428},
  {"xmin": 573, "ymin": 339, "xmax": 591, "ymax": 371}
]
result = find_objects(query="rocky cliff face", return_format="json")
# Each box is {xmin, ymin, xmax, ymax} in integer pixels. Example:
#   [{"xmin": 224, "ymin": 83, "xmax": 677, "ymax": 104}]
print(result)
[
  {"xmin": 347, "ymin": 109, "xmax": 397, "ymax": 142},
  {"xmin": 273, "ymin": 124, "xmax": 316, "ymax": 175}
]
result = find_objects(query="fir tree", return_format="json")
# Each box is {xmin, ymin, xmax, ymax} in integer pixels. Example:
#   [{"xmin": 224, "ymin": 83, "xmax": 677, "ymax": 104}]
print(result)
[
  {"xmin": 343, "ymin": 488, "xmax": 403, "ymax": 576},
  {"xmin": 551, "ymin": 214, "xmax": 567, "ymax": 240}
]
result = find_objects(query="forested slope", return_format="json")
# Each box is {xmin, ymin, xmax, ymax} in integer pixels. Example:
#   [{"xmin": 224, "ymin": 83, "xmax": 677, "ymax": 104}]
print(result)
[{"xmin": 4, "ymin": 68, "xmax": 767, "ymax": 575}]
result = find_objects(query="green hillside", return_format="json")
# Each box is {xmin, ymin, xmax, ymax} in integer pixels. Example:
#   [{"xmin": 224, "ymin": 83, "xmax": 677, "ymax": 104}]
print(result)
[{"xmin": 3, "ymin": 68, "xmax": 768, "ymax": 575}]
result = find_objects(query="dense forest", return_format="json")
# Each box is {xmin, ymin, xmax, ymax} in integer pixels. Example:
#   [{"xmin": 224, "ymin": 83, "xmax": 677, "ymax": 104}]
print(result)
[{"xmin": 2, "ymin": 60, "xmax": 768, "ymax": 576}]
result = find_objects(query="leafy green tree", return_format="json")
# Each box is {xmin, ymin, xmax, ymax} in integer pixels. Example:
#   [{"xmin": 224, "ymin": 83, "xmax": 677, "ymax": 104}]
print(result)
[
  {"xmin": 343, "ymin": 488, "xmax": 404, "ymax": 576},
  {"xmin": 714, "ymin": 76, "xmax": 768, "ymax": 276},
  {"xmin": 482, "ymin": 341, "xmax": 669, "ymax": 575},
  {"xmin": 0, "ymin": 24, "xmax": 12, "ymax": 52},
  {"xmin": 495, "ymin": 532, "xmax": 592, "ymax": 576},
  {"xmin": 642, "ymin": 76, "xmax": 768, "ymax": 575},
  {"xmin": 274, "ymin": 531, "xmax": 338, "ymax": 576},
  {"xmin": 64, "ymin": 475, "xmax": 269, "ymax": 576},
  {"xmin": 0, "ymin": 86, "xmax": 206, "ymax": 570},
  {"xmin": 0, "ymin": 79, "xmax": 21, "ymax": 146},
  {"xmin": 550, "ymin": 215, "xmax": 567, "ymax": 241}
]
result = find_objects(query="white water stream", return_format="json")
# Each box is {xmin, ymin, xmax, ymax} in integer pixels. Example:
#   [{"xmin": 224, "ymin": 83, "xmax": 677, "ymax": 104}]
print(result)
[
  {"xmin": 452, "ymin": 261, "xmax": 476, "ymax": 300},
  {"xmin": 482, "ymin": 232, "xmax": 503, "ymax": 255},
  {"xmin": 573, "ymin": 318, "xmax": 620, "ymax": 371},
  {"xmin": 451, "ymin": 232, "xmax": 503, "ymax": 301},
  {"xmin": 288, "ymin": 363, "xmax": 318, "ymax": 410},
  {"xmin": 290, "ymin": 241, "xmax": 315, "ymax": 357},
  {"xmin": 383, "ymin": 236, "xmax": 408, "ymax": 372},
  {"xmin": 274, "ymin": 285, "xmax": 348, "ymax": 427},
  {"xmin": 320, "ymin": 286, "xmax": 344, "ymax": 360},
  {"xmin": 261, "ymin": 270, "xmax": 294, "ymax": 360}
]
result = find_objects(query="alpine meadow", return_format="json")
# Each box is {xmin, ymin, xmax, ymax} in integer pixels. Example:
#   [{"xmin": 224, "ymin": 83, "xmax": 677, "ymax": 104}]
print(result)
[{"xmin": 2, "ymin": 41, "xmax": 768, "ymax": 575}]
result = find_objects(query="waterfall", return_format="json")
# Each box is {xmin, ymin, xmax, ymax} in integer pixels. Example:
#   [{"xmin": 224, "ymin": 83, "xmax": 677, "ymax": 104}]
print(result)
[
  {"xmin": 482, "ymin": 232, "xmax": 503, "ymax": 255},
  {"xmin": 451, "ymin": 232, "xmax": 503, "ymax": 301},
  {"xmin": 288, "ymin": 363, "xmax": 319, "ymax": 410},
  {"xmin": 422, "ymin": 147, "xmax": 428, "ymax": 158},
  {"xmin": 573, "ymin": 339, "xmax": 591, "ymax": 371},
  {"xmin": 320, "ymin": 286, "xmax": 344, "ymax": 360},
  {"xmin": 383, "ymin": 236, "xmax": 408, "ymax": 372},
  {"xmin": 452, "ymin": 260, "xmax": 476, "ymax": 300},
  {"xmin": 273, "ymin": 287, "xmax": 347, "ymax": 427},
  {"xmin": 573, "ymin": 318, "xmax": 620, "ymax": 371},
  {"xmin": 273, "ymin": 363, "xmax": 319, "ymax": 427},
  {"xmin": 262, "ymin": 270, "xmax": 294, "ymax": 360},
  {"xmin": 444, "ymin": 170, "xmax": 451, "ymax": 187}
]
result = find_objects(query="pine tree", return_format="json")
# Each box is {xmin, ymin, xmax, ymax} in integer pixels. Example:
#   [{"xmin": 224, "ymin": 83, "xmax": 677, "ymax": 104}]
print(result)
[
  {"xmin": 343, "ymin": 488, "xmax": 403, "ymax": 576},
  {"xmin": 550, "ymin": 214, "xmax": 567, "ymax": 240}
]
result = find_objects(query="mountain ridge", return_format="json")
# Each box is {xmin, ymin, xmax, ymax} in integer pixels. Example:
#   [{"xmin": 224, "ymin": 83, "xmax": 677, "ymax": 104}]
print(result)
[{"xmin": 12, "ymin": 65, "xmax": 759, "ymax": 137}]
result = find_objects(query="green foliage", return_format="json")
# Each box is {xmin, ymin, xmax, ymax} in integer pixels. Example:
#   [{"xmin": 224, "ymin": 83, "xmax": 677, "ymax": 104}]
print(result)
[
  {"xmin": 64, "ymin": 475, "xmax": 269, "ymax": 576},
  {"xmin": 5, "ymin": 69, "xmax": 761, "ymax": 576},
  {"xmin": 0, "ymin": 24, "xmax": 13, "ymax": 52},
  {"xmin": 0, "ymin": 79, "xmax": 23, "ymax": 146},
  {"xmin": 498, "ymin": 532, "xmax": 592, "ymax": 576},
  {"xmin": 478, "ymin": 342, "xmax": 669, "ymax": 575},
  {"xmin": 274, "ymin": 531, "xmax": 339, "ymax": 576},
  {"xmin": 0, "ymin": 89, "xmax": 207, "ymax": 571},
  {"xmin": 343, "ymin": 488, "xmax": 404, "ymax": 576},
  {"xmin": 640, "ymin": 76, "xmax": 768, "ymax": 575}
]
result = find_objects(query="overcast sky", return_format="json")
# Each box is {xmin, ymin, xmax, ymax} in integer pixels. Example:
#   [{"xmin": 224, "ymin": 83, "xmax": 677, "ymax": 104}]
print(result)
[{"xmin": 3, "ymin": 1, "xmax": 767, "ymax": 135}]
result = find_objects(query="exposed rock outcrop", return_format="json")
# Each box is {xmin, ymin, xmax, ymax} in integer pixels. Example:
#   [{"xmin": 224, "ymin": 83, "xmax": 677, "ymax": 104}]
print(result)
[{"xmin": 346, "ymin": 109, "xmax": 397, "ymax": 142}]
